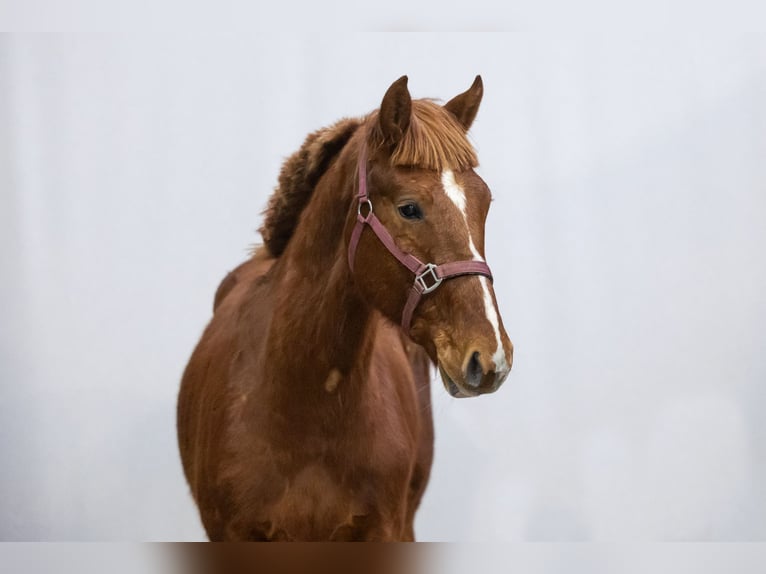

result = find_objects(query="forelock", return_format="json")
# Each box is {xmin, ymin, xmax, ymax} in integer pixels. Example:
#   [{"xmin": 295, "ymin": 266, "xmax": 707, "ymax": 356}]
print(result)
[{"xmin": 369, "ymin": 99, "xmax": 478, "ymax": 171}]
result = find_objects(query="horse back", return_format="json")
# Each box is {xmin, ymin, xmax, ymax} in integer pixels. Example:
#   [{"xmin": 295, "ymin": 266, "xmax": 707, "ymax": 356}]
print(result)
[{"xmin": 213, "ymin": 248, "xmax": 274, "ymax": 312}]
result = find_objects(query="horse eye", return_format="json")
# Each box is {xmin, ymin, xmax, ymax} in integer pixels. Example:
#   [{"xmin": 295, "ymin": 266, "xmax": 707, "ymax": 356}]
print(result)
[{"xmin": 398, "ymin": 203, "xmax": 423, "ymax": 220}]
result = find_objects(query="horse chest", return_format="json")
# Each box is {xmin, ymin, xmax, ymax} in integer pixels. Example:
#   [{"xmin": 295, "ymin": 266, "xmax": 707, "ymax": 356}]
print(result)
[
  {"xmin": 226, "ymin": 411, "xmax": 415, "ymax": 540},
  {"xmin": 259, "ymin": 464, "xmax": 372, "ymax": 540}
]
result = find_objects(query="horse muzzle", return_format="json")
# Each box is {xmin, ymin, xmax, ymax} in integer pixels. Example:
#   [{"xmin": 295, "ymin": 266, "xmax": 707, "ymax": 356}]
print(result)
[{"xmin": 437, "ymin": 345, "xmax": 511, "ymax": 398}]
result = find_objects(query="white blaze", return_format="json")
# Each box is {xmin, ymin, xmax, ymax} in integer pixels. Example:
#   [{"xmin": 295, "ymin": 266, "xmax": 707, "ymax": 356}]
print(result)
[
  {"xmin": 440, "ymin": 170, "xmax": 509, "ymax": 375},
  {"xmin": 441, "ymin": 169, "xmax": 467, "ymax": 216}
]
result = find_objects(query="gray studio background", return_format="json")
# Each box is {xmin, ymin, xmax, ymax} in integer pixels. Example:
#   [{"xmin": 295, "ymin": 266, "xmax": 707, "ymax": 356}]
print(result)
[{"xmin": 1, "ymin": 24, "xmax": 765, "ymax": 541}]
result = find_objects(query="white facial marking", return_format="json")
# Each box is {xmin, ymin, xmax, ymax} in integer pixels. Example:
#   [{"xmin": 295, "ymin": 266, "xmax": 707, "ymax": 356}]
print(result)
[
  {"xmin": 441, "ymin": 170, "xmax": 467, "ymax": 217},
  {"xmin": 479, "ymin": 276, "xmax": 510, "ymax": 376},
  {"xmin": 442, "ymin": 170, "xmax": 485, "ymax": 262},
  {"xmin": 440, "ymin": 170, "xmax": 508, "ymax": 375}
]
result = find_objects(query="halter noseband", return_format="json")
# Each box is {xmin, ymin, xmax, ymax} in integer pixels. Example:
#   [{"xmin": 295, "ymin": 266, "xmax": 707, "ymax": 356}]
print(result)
[{"xmin": 347, "ymin": 145, "xmax": 493, "ymax": 332}]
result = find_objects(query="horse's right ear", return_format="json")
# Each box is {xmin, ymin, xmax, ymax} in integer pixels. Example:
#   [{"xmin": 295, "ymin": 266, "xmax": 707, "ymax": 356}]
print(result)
[{"xmin": 378, "ymin": 75, "xmax": 412, "ymax": 146}]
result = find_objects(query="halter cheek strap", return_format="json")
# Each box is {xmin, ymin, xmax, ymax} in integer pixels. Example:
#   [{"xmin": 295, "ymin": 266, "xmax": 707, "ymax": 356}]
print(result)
[{"xmin": 347, "ymin": 146, "xmax": 493, "ymax": 332}]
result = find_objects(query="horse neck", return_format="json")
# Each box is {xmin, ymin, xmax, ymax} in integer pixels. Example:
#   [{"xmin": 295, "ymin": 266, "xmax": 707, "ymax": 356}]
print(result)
[{"xmin": 263, "ymin": 146, "xmax": 374, "ymax": 398}]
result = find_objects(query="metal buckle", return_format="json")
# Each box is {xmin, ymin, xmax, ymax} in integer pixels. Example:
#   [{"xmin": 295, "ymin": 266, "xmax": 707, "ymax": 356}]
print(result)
[
  {"xmin": 415, "ymin": 263, "xmax": 442, "ymax": 294},
  {"xmin": 357, "ymin": 198, "xmax": 373, "ymax": 220}
]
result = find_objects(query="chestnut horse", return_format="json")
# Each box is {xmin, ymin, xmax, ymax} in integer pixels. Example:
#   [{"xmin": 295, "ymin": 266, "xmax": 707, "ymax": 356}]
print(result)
[{"xmin": 177, "ymin": 76, "xmax": 513, "ymax": 541}]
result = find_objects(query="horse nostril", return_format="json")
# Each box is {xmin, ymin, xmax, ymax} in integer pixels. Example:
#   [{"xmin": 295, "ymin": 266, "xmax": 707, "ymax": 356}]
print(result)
[{"xmin": 465, "ymin": 351, "xmax": 483, "ymax": 388}]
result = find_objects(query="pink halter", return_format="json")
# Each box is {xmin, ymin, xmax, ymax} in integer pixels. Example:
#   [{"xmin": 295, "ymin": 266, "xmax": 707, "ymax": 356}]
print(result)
[{"xmin": 347, "ymin": 145, "xmax": 493, "ymax": 332}]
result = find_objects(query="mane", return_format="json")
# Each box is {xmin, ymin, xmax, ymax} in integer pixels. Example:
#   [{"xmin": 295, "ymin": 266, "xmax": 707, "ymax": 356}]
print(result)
[
  {"xmin": 260, "ymin": 117, "xmax": 362, "ymax": 257},
  {"xmin": 260, "ymin": 99, "xmax": 477, "ymax": 258},
  {"xmin": 370, "ymin": 99, "xmax": 478, "ymax": 171}
]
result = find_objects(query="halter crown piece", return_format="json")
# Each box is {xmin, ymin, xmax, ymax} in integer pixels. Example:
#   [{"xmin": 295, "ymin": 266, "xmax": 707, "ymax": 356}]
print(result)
[{"xmin": 347, "ymin": 144, "xmax": 494, "ymax": 332}]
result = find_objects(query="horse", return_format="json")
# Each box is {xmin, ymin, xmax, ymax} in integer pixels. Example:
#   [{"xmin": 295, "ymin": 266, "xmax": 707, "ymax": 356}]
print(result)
[{"xmin": 177, "ymin": 75, "xmax": 514, "ymax": 541}]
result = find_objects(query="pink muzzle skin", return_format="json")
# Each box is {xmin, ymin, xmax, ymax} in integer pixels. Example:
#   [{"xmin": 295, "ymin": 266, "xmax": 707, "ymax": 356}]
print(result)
[{"xmin": 347, "ymin": 145, "xmax": 493, "ymax": 332}]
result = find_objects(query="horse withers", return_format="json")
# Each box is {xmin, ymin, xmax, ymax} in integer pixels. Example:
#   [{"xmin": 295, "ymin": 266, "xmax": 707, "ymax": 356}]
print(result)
[{"xmin": 177, "ymin": 76, "xmax": 513, "ymax": 541}]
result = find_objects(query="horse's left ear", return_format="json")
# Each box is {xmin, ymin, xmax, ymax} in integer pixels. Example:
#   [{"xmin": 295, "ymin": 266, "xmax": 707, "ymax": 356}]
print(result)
[{"xmin": 444, "ymin": 75, "xmax": 484, "ymax": 131}]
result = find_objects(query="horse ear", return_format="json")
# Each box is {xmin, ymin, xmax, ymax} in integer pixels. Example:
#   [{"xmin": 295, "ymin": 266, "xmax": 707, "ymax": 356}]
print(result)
[
  {"xmin": 444, "ymin": 75, "xmax": 483, "ymax": 131},
  {"xmin": 378, "ymin": 75, "xmax": 412, "ymax": 145}
]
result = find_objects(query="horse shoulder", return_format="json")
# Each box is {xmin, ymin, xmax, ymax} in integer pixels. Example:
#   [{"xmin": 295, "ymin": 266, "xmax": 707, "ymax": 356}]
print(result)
[
  {"xmin": 372, "ymin": 322, "xmax": 435, "ymax": 529},
  {"xmin": 179, "ymin": 247, "xmax": 277, "ymax": 537}
]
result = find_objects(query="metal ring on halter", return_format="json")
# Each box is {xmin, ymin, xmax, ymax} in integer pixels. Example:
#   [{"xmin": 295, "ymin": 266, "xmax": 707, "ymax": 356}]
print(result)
[
  {"xmin": 357, "ymin": 198, "xmax": 373, "ymax": 220},
  {"xmin": 415, "ymin": 263, "xmax": 443, "ymax": 294}
]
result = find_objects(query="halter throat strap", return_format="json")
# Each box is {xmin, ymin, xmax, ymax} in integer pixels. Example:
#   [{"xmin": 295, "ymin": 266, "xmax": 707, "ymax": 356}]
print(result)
[{"xmin": 347, "ymin": 145, "xmax": 493, "ymax": 332}]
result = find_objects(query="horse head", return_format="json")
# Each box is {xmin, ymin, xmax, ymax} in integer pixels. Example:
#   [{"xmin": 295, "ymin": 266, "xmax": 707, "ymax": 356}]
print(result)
[{"xmin": 347, "ymin": 76, "xmax": 513, "ymax": 398}]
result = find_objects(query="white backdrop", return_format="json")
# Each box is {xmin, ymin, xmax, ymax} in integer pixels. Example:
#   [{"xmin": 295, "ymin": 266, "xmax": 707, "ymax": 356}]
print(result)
[{"xmin": 1, "ymin": 23, "xmax": 765, "ymax": 541}]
